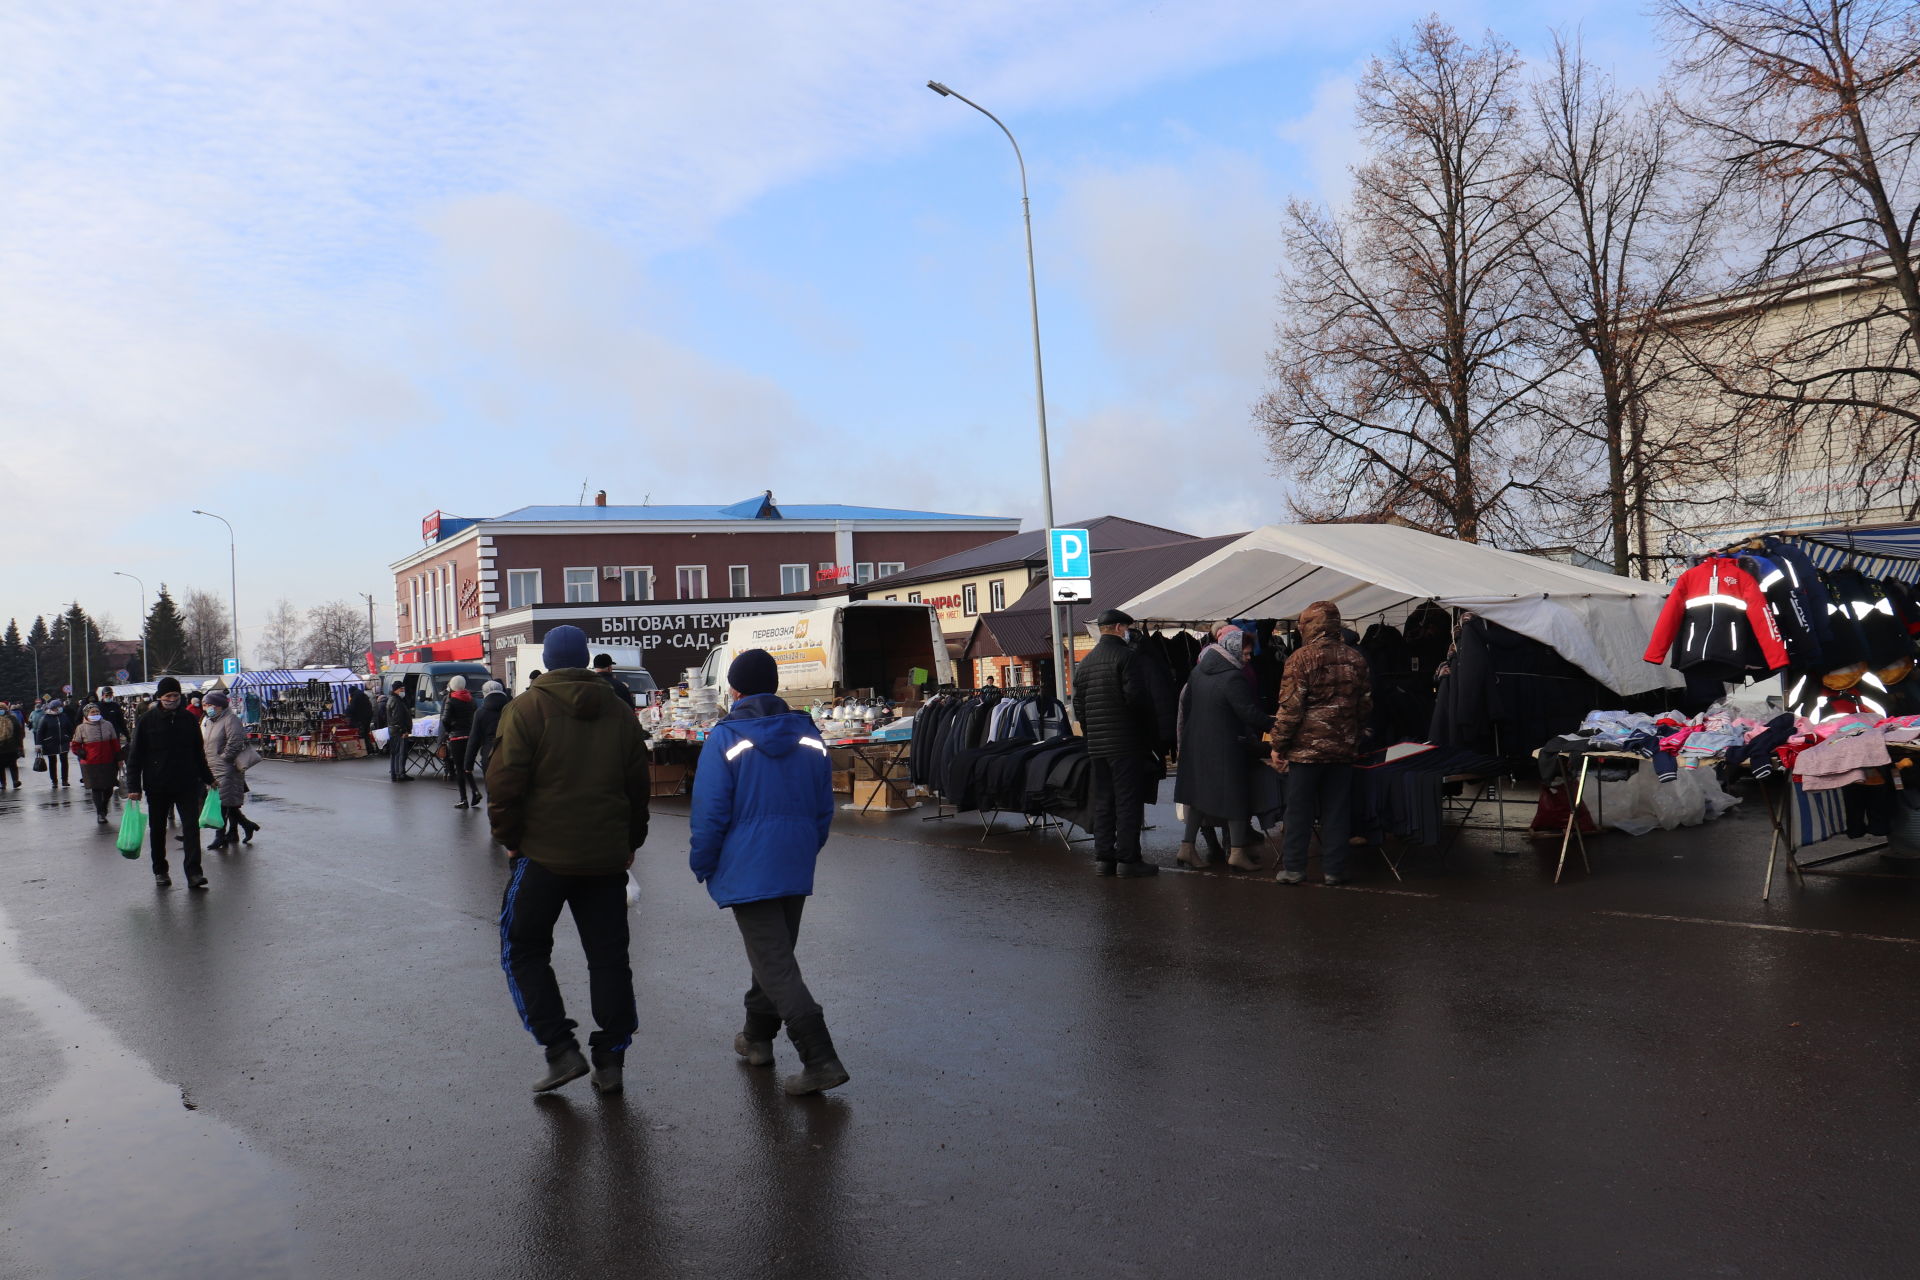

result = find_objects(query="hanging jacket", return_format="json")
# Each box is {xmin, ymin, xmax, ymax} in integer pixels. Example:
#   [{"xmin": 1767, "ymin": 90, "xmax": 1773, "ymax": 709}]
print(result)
[
  {"xmin": 1761, "ymin": 538, "xmax": 1838, "ymax": 654},
  {"xmin": 1736, "ymin": 553, "xmax": 1822, "ymax": 667},
  {"xmin": 1644, "ymin": 557, "xmax": 1788, "ymax": 675},
  {"xmin": 689, "ymin": 693, "xmax": 835, "ymax": 908},
  {"xmin": 1825, "ymin": 569, "xmax": 1913, "ymax": 667}
]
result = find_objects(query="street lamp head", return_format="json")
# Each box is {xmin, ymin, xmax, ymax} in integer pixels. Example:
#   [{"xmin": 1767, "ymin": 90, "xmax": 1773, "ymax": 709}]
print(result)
[
  {"xmin": 192, "ymin": 509, "xmax": 207, "ymax": 516},
  {"xmin": 927, "ymin": 80, "xmax": 952, "ymax": 96}
]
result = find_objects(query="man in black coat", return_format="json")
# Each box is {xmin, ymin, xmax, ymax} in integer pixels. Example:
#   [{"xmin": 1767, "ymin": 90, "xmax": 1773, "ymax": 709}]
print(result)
[
  {"xmin": 345, "ymin": 685, "xmax": 375, "ymax": 755},
  {"xmin": 591, "ymin": 654, "xmax": 637, "ymax": 708},
  {"xmin": 386, "ymin": 681, "xmax": 414, "ymax": 782},
  {"xmin": 34, "ymin": 698, "xmax": 77, "ymax": 787},
  {"xmin": 1071, "ymin": 609, "xmax": 1175, "ymax": 877},
  {"xmin": 464, "ymin": 680, "xmax": 511, "ymax": 797},
  {"xmin": 125, "ymin": 676, "xmax": 217, "ymax": 890}
]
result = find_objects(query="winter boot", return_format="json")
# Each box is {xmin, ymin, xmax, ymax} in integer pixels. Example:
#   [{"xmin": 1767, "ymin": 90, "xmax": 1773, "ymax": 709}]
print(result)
[
  {"xmin": 735, "ymin": 1012, "xmax": 778, "ymax": 1067},
  {"xmin": 1228, "ymin": 845, "xmax": 1263, "ymax": 871},
  {"xmin": 1115, "ymin": 859, "xmax": 1160, "ymax": 878},
  {"xmin": 733, "ymin": 1033, "xmax": 775, "ymax": 1067},
  {"xmin": 1200, "ymin": 826, "xmax": 1227, "ymax": 862},
  {"xmin": 1176, "ymin": 842, "xmax": 1205, "ymax": 869},
  {"xmin": 532, "ymin": 1041, "xmax": 589, "ymax": 1093},
  {"xmin": 589, "ymin": 1049, "xmax": 624, "ymax": 1095},
  {"xmin": 781, "ymin": 1013, "xmax": 849, "ymax": 1096}
]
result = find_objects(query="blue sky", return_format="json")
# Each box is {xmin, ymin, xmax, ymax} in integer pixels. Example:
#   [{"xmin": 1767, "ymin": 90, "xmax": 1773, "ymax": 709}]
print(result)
[{"xmin": 0, "ymin": 0, "xmax": 1663, "ymax": 652}]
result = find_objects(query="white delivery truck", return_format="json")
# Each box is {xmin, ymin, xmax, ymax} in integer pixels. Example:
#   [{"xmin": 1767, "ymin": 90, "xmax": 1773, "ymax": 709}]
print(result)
[
  {"xmin": 503, "ymin": 642, "xmax": 659, "ymax": 703},
  {"xmin": 696, "ymin": 601, "xmax": 952, "ymax": 702}
]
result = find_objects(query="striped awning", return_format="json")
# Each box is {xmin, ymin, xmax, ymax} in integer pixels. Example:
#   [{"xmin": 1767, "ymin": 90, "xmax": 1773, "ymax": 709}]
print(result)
[
  {"xmin": 1780, "ymin": 525, "xmax": 1920, "ymax": 583},
  {"xmin": 225, "ymin": 668, "xmax": 362, "ymax": 715}
]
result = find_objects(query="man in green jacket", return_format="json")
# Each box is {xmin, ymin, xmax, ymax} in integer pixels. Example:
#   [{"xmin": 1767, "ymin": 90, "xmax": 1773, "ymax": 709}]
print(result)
[{"xmin": 488, "ymin": 626, "xmax": 652, "ymax": 1095}]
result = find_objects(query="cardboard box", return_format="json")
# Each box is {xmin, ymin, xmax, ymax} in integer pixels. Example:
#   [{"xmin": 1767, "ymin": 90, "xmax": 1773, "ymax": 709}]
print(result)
[
  {"xmin": 650, "ymin": 763, "xmax": 688, "ymax": 797},
  {"xmin": 832, "ymin": 769, "xmax": 852, "ymax": 794},
  {"xmin": 853, "ymin": 777, "xmax": 911, "ymax": 811}
]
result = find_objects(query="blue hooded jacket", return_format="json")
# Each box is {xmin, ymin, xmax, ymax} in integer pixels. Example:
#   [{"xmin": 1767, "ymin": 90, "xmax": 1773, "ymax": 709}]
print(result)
[{"xmin": 689, "ymin": 694, "xmax": 836, "ymax": 908}]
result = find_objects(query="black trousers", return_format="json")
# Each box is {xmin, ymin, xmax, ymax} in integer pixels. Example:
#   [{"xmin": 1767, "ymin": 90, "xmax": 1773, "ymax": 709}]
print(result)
[
  {"xmin": 389, "ymin": 735, "xmax": 408, "ymax": 780},
  {"xmin": 42, "ymin": 749, "xmax": 68, "ymax": 786},
  {"xmin": 89, "ymin": 786, "xmax": 113, "ymax": 819},
  {"xmin": 447, "ymin": 737, "xmax": 474, "ymax": 802},
  {"xmin": 732, "ymin": 896, "xmax": 821, "ymax": 1040},
  {"xmin": 1090, "ymin": 752, "xmax": 1154, "ymax": 863},
  {"xmin": 1281, "ymin": 763, "xmax": 1353, "ymax": 877},
  {"xmin": 147, "ymin": 788, "xmax": 205, "ymax": 879},
  {"xmin": 1, "ymin": 757, "xmax": 20, "ymax": 786},
  {"xmin": 499, "ymin": 858, "xmax": 636, "ymax": 1055}
]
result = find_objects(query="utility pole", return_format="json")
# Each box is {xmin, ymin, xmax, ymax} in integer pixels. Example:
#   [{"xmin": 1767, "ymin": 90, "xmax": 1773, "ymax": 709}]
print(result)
[{"xmin": 359, "ymin": 593, "xmax": 377, "ymax": 680}]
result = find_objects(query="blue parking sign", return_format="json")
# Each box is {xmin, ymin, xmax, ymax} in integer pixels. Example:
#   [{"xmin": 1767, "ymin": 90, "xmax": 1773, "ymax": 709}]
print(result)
[
  {"xmin": 222, "ymin": 658, "xmax": 240, "ymax": 675},
  {"xmin": 1048, "ymin": 528, "xmax": 1091, "ymax": 581}
]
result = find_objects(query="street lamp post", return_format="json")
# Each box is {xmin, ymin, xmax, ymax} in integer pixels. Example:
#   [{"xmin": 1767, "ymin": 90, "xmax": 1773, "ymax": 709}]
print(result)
[
  {"xmin": 926, "ymin": 80, "xmax": 1071, "ymax": 698},
  {"xmin": 114, "ymin": 571, "xmax": 149, "ymax": 681},
  {"xmin": 359, "ymin": 593, "xmax": 377, "ymax": 679},
  {"xmin": 191, "ymin": 509, "xmax": 241, "ymax": 672}
]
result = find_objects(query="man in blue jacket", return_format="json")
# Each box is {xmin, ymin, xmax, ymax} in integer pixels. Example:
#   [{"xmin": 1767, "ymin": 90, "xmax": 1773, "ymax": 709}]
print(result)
[{"xmin": 690, "ymin": 649, "xmax": 848, "ymax": 1096}]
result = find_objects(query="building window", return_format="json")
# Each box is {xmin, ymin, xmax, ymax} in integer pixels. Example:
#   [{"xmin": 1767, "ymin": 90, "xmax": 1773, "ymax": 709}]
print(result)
[
  {"xmin": 729, "ymin": 566, "xmax": 750, "ymax": 598},
  {"xmin": 444, "ymin": 561, "xmax": 458, "ymax": 628},
  {"xmin": 677, "ymin": 566, "xmax": 709, "ymax": 600},
  {"xmin": 989, "ymin": 579, "xmax": 1006, "ymax": 611},
  {"xmin": 564, "ymin": 567, "xmax": 597, "ymax": 604},
  {"xmin": 620, "ymin": 567, "xmax": 652, "ymax": 602},
  {"xmin": 877, "ymin": 561, "xmax": 906, "ymax": 579},
  {"xmin": 908, "ymin": 591, "xmax": 921, "ymax": 603},
  {"xmin": 962, "ymin": 583, "xmax": 978, "ymax": 616},
  {"xmin": 780, "ymin": 564, "xmax": 809, "ymax": 595},
  {"xmin": 854, "ymin": 562, "xmax": 875, "ymax": 585},
  {"xmin": 885, "ymin": 594, "xmax": 898, "ymax": 601},
  {"xmin": 507, "ymin": 569, "xmax": 541, "ymax": 609}
]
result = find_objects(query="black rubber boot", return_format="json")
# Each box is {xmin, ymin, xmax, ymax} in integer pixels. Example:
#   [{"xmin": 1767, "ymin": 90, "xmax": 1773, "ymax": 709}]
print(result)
[
  {"xmin": 532, "ymin": 1041, "xmax": 589, "ymax": 1093},
  {"xmin": 781, "ymin": 1013, "xmax": 849, "ymax": 1096},
  {"xmin": 589, "ymin": 1049, "xmax": 624, "ymax": 1094}
]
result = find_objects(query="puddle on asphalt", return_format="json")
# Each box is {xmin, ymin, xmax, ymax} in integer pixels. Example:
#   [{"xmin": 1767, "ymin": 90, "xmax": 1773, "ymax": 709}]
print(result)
[{"xmin": 0, "ymin": 894, "xmax": 295, "ymax": 1279}]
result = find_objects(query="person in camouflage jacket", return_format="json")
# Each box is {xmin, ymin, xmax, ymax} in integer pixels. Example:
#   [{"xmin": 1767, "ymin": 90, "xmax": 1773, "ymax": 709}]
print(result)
[{"xmin": 1270, "ymin": 600, "xmax": 1371, "ymax": 885}]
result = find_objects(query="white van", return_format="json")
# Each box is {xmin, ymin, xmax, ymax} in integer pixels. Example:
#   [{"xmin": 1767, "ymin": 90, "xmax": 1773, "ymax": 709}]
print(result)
[{"xmin": 697, "ymin": 601, "xmax": 952, "ymax": 701}]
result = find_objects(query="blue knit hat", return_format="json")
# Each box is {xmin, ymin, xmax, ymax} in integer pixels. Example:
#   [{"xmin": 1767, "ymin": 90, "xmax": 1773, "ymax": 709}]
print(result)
[
  {"xmin": 542, "ymin": 625, "xmax": 590, "ymax": 671},
  {"xmin": 727, "ymin": 649, "xmax": 780, "ymax": 697}
]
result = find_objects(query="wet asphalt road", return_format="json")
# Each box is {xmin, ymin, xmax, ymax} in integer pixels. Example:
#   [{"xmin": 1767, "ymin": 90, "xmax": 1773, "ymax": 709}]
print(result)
[{"xmin": 3, "ymin": 758, "xmax": 1920, "ymax": 1279}]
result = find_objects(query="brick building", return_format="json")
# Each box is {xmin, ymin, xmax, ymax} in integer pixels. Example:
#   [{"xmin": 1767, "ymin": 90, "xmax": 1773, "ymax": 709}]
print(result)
[{"xmin": 388, "ymin": 491, "xmax": 1018, "ymax": 687}]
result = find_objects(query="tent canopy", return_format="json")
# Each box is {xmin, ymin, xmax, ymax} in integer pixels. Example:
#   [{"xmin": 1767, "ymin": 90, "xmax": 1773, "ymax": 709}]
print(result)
[
  {"xmin": 1119, "ymin": 523, "xmax": 1681, "ymax": 697},
  {"xmin": 227, "ymin": 668, "xmax": 363, "ymax": 715}
]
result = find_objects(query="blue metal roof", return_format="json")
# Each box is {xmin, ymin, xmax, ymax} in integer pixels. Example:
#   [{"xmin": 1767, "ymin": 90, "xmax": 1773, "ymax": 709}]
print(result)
[{"xmin": 490, "ymin": 497, "xmax": 1011, "ymax": 524}]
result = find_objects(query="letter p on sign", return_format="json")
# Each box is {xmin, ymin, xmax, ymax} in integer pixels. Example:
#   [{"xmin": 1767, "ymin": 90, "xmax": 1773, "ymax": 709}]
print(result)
[{"xmin": 1049, "ymin": 528, "xmax": 1091, "ymax": 582}]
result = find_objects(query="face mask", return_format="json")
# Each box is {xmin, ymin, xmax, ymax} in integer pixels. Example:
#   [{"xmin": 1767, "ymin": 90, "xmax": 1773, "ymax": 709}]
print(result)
[{"xmin": 86, "ymin": 714, "xmax": 101, "ymax": 723}]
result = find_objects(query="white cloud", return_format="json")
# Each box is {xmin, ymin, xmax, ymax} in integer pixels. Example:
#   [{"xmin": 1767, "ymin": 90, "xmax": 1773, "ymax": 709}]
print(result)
[
  {"xmin": 1045, "ymin": 151, "xmax": 1290, "ymax": 537},
  {"xmin": 1278, "ymin": 69, "xmax": 1364, "ymax": 208}
]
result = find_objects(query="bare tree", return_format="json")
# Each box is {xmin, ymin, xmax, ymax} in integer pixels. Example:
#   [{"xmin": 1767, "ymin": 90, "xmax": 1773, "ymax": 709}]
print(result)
[
  {"xmin": 181, "ymin": 589, "xmax": 233, "ymax": 674},
  {"xmin": 301, "ymin": 600, "xmax": 372, "ymax": 670},
  {"xmin": 258, "ymin": 598, "xmax": 306, "ymax": 670},
  {"xmin": 1658, "ymin": 0, "xmax": 1920, "ymax": 516},
  {"xmin": 1527, "ymin": 36, "xmax": 1735, "ymax": 575},
  {"xmin": 1259, "ymin": 19, "xmax": 1567, "ymax": 542}
]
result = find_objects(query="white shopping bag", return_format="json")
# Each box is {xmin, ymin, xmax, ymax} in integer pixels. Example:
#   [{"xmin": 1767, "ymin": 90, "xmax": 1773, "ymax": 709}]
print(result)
[{"xmin": 625, "ymin": 870, "xmax": 640, "ymax": 909}]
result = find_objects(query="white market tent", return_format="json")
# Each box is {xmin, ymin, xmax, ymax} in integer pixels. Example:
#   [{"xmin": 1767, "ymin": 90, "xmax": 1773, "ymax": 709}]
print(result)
[{"xmin": 1119, "ymin": 523, "xmax": 1682, "ymax": 698}]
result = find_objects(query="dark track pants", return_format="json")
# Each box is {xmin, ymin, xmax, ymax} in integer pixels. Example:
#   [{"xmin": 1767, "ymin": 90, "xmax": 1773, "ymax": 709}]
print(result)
[
  {"xmin": 499, "ymin": 858, "xmax": 636, "ymax": 1054},
  {"xmin": 1281, "ymin": 763, "xmax": 1354, "ymax": 878},
  {"xmin": 732, "ymin": 896, "xmax": 821, "ymax": 1040},
  {"xmin": 147, "ymin": 788, "xmax": 206, "ymax": 880},
  {"xmin": 1090, "ymin": 752, "xmax": 1154, "ymax": 863}
]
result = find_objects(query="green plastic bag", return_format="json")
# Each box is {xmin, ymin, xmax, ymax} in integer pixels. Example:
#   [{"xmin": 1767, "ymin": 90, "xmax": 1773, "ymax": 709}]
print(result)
[
  {"xmin": 116, "ymin": 803, "xmax": 147, "ymax": 858},
  {"xmin": 198, "ymin": 789, "xmax": 225, "ymax": 829}
]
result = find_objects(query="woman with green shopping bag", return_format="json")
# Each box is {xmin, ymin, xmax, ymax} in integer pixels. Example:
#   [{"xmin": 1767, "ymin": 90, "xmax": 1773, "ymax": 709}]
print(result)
[{"xmin": 125, "ymin": 677, "xmax": 217, "ymax": 891}]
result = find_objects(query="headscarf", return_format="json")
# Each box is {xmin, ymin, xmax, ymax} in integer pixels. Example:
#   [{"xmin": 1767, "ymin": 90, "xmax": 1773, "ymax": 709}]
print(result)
[{"xmin": 1216, "ymin": 627, "xmax": 1246, "ymax": 666}]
